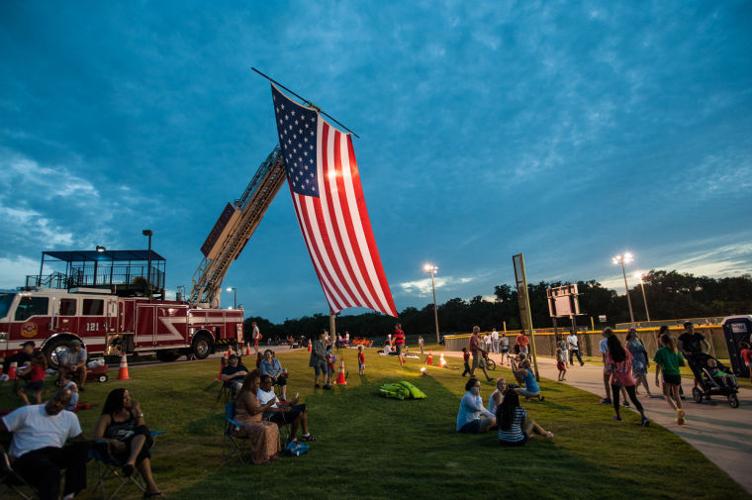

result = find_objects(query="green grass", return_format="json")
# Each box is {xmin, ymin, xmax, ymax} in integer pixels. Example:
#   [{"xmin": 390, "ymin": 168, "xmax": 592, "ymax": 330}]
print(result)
[{"xmin": 2, "ymin": 350, "xmax": 749, "ymax": 499}]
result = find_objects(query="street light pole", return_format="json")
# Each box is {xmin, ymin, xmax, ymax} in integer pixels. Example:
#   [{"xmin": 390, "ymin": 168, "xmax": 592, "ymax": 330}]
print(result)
[
  {"xmin": 612, "ymin": 252, "xmax": 635, "ymax": 325},
  {"xmin": 142, "ymin": 229, "xmax": 153, "ymax": 300},
  {"xmin": 424, "ymin": 264, "xmax": 440, "ymax": 344},
  {"xmin": 635, "ymin": 272, "xmax": 651, "ymax": 322}
]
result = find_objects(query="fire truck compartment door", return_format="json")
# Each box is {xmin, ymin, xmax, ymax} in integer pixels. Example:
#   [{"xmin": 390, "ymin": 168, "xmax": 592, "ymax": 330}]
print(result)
[{"xmin": 135, "ymin": 305, "xmax": 157, "ymax": 346}]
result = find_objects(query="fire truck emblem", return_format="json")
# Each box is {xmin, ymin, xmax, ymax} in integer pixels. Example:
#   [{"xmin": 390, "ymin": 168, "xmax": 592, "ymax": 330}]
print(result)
[{"xmin": 21, "ymin": 322, "xmax": 38, "ymax": 338}]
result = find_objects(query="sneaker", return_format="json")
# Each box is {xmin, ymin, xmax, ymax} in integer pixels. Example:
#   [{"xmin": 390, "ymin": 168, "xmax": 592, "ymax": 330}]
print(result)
[
  {"xmin": 323, "ymin": 384, "xmax": 332, "ymax": 390},
  {"xmin": 613, "ymin": 415, "xmax": 622, "ymax": 421},
  {"xmin": 641, "ymin": 417, "xmax": 650, "ymax": 427},
  {"xmin": 600, "ymin": 398, "xmax": 612, "ymax": 405},
  {"xmin": 676, "ymin": 409, "xmax": 685, "ymax": 425},
  {"xmin": 623, "ymin": 400, "xmax": 630, "ymax": 407}
]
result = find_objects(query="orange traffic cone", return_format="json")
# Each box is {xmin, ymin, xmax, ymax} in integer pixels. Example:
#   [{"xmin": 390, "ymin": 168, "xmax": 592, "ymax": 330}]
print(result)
[
  {"xmin": 7, "ymin": 361, "xmax": 17, "ymax": 380},
  {"xmin": 117, "ymin": 354, "xmax": 130, "ymax": 381},
  {"xmin": 335, "ymin": 360, "xmax": 347, "ymax": 385},
  {"xmin": 440, "ymin": 353, "xmax": 448, "ymax": 368},
  {"xmin": 244, "ymin": 344, "xmax": 252, "ymax": 356},
  {"xmin": 426, "ymin": 353, "xmax": 433, "ymax": 366}
]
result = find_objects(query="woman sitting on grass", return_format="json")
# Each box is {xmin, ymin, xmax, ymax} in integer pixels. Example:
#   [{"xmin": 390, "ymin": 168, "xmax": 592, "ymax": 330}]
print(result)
[
  {"xmin": 496, "ymin": 389, "xmax": 554, "ymax": 447},
  {"xmin": 511, "ymin": 354, "xmax": 544, "ymax": 401},
  {"xmin": 487, "ymin": 377, "xmax": 507, "ymax": 414},
  {"xmin": 235, "ymin": 370, "xmax": 280, "ymax": 464},
  {"xmin": 456, "ymin": 377, "xmax": 496, "ymax": 433},
  {"xmin": 94, "ymin": 388, "xmax": 162, "ymax": 497}
]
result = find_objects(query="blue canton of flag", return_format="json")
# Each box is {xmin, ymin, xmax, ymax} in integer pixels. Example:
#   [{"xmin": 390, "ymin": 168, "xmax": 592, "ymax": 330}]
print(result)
[{"xmin": 272, "ymin": 85, "xmax": 319, "ymax": 197}]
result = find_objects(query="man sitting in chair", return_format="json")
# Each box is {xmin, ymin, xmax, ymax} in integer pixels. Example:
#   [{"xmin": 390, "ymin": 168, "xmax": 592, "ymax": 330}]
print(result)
[
  {"xmin": 257, "ymin": 375, "xmax": 316, "ymax": 443},
  {"xmin": 1, "ymin": 388, "xmax": 89, "ymax": 500},
  {"xmin": 58, "ymin": 341, "xmax": 88, "ymax": 391},
  {"xmin": 221, "ymin": 355, "xmax": 249, "ymax": 395}
]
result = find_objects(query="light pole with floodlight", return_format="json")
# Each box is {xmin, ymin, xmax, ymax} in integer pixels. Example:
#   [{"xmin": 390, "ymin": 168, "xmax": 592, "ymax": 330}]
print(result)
[
  {"xmin": 633, "ymin": 271, "xmax": 651, "ymax": 322},
  {"xmin": 612, "ymin": 252, "xmax": 635, "ymax": 324},
  {"xmin": 423, "ymin": 263, "xmax": 440, "ymax": 344},
  {"xmin": 226, "ymin": 287, "xmax": 237, "ymax": 309}
]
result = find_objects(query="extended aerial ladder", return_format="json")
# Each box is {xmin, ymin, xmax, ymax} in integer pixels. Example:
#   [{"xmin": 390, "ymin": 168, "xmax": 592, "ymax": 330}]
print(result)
[{"xmin": 189, "ymin": 147, "xmax": 286, "ymax": 307}]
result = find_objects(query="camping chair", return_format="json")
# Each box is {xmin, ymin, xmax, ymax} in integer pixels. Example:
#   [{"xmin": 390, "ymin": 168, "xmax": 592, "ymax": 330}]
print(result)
[
  {"xmin": 0, "ymin": 444, "xmax": 35, "ymax": 500},
  {"xmin": 217, "ymin": 383, "xmax": 234, "ymax": 404},
  {"xmin": 90, "ymin": 431, "xmax": 164, "ymax": 500},
  {"xmin": 223, "ymin": 402, "xmax": 249, "ymax": 464}
]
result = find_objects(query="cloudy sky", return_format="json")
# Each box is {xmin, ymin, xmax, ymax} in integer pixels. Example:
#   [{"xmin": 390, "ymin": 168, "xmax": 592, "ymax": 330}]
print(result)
[{"xmin": 1, "ymin": 1, "xmax": 750, "ymax": 321}]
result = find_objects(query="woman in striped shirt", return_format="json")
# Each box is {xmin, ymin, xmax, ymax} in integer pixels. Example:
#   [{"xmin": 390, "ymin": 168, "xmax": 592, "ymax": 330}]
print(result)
[{"xmin": 496, "ymin": 390, "xmax": 554, "ymax": 447}]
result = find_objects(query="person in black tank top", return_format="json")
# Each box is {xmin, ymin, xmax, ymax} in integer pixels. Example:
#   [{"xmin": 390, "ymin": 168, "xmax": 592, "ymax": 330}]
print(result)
[{"xmin": 94, "ymin": 388, "xmax": 162, "ymax": 497}]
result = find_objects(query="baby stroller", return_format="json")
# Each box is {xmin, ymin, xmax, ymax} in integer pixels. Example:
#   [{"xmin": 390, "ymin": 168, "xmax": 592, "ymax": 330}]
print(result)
[{"xmin": 689, "ymin": 353, "xmax": 740, "ymax": 408}]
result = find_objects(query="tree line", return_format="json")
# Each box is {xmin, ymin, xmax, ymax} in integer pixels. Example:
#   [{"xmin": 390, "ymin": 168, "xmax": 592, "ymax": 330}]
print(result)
[{"xmin": 244, "ymin": 270, "xmax": 752, "ymax": 339}]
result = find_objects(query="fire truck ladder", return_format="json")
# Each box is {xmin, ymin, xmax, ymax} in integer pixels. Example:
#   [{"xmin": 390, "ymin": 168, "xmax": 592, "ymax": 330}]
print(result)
[{"xmin": 189, "ymin": 147, "xmax": 287, "ymax": 307}]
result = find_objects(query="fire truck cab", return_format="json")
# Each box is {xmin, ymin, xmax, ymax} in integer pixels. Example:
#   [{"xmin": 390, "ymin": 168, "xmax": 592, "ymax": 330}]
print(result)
[{"xmin": 0, "ymin": 249, "xmax": 243, "ymax": 366}]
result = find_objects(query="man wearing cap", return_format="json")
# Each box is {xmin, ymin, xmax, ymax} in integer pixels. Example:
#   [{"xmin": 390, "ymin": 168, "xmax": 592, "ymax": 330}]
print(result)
[
  {"xmin": 678, "ymin": 321, "xmax": 709, "ymax": 389},
  {"xmin": 58, "ymin": 342, "xmax": 87, "ymax": 391}
]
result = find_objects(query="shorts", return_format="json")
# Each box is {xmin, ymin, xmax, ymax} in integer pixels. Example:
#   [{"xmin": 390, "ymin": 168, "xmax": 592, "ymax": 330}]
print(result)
[
  {"xmin": 501, "ymin": 347, "xmax": 509, "ymax": 353},
  {"xmin": 603, "ymin": 365, "xmax": 613, "ymax": 375},
  {"xmin": 459, "ymin": 419, "xmax": 481, "ymax": 434},
  {"xmin": 24, "ymin": 380, "xmax": 44, "ymax": 392},
  {"xmin": 358, "ymin": 363, "xmax": 365, "ymax": 370},
  {"xmin": 662, "ymin": 373, "xmax": 681, "ymax": 386},
  {"xmin": 268, "ymin": 404, "xmax": 305, "ymax": 425},
  {"xmin": 471, "ymin": 354, "xmax": 480, "ymax": 369},
  {"xmin": 274, "ymin": 375, "xmax": 288, "ymax": 387},
  {"xmin": 396, "ymin": 344, "xmax": 403, "ymax": 355},
  {"xmin": 499, "ymin": 433, "xmax": 529, "ymax": 447},
  {"xmin": 312, "ymin": 362, "xmax": 327, "ymax": 376}
]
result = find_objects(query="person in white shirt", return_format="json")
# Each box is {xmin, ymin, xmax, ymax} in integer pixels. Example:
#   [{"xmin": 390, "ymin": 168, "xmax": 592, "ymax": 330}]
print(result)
[
  {"xmin": 257, "ymin": 375, "xmax": 315, "ymax": 443},
  {"xmin": 491, "ymin": 329, "xmax": 500, "ymax": 354},
  {"xmin": 567, "ymin": 331, "xmax": 584, "ymax": 366},
  {"xmin": 1, "ymin": 388, "xmax": 89, "ymax": 500},
  {"xmin": 500, "ymin": 333, "xmax": 511, "ymax": 365}
]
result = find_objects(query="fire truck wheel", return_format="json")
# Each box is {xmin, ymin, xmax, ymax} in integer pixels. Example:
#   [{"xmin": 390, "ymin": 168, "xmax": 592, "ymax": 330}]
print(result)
[
  {"xmin": 43, "ymin": 337, "xmax": 79, "ymax": 369},
  {"xmin": 192, "ymin": 334, "xmax": 212, "ymax": 360}
]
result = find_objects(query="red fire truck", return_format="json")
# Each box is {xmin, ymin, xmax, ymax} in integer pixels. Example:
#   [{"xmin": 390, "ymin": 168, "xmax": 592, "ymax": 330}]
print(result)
[
  {"xmin": 1, "ymin": 147, "xmax": 284, "ymax": 366},
  {"xmin": 0, "ymin": 250, "xmax": 243, "ymax": 366}
]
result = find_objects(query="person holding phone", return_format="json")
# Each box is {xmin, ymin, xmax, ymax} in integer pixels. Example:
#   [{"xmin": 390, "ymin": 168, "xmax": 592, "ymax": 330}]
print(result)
[{"xmin": 234, "ymin": 370, "xmax": 280, "ymax": 464}]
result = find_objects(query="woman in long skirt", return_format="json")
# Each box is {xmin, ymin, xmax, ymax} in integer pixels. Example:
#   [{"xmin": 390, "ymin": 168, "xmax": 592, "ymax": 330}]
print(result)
[{"xmin": 235, "ymin": 370, "xmax": 280, "ymax": 464}]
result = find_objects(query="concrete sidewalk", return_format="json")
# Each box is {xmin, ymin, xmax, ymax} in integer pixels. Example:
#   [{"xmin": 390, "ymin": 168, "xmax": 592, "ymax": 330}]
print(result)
[{"xmin": 442, "ymin": 350, "xmax": 752, "ymax": 493}]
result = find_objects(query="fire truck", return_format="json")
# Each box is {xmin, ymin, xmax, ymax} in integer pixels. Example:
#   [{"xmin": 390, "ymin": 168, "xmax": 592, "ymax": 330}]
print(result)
[{"xmin": 0, "ymin": 147, "xmax": 286, "ymax": 366}]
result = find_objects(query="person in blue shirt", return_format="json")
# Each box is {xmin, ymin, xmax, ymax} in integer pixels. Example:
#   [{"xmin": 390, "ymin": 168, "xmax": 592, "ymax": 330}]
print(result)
[
  {"xmin": 512, "ymin": 354, "xmax": 544, "ymax": 401},
  {"xmin": 259, "ymin": 350, "xmax": 288, "ymax": 400},
  {"xmin": 456, "ymin": 378, "xmax": 496, "ymax": 433}
]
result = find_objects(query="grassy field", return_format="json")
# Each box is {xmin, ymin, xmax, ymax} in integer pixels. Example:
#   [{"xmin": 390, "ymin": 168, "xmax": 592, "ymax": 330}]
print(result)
[{"xmin": 1, "ymin": 349, "xmax": 749, "ymax": 499}]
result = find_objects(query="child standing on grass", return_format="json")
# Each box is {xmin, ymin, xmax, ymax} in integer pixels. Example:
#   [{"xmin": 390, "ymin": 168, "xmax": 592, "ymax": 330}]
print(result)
[
  {"xmin": 326, "ymin": 345, "xmax": 336, "ymax": 381},
  {"xmin": 358, "ymin": 345, "xmax": 366, "ymax": 375},
  {"xmin": 462, "ymin": 348, "xmax": 471, "ymax": 377},
  {"xmin": 556, "ymin": 347, "xmax": 567, "ymax": 381}
]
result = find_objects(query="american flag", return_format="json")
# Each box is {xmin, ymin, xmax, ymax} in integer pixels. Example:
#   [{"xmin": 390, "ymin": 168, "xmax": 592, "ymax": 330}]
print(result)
[{"xmin": 271, "ymin": 84, "xmax": 398, "ymax": 317}]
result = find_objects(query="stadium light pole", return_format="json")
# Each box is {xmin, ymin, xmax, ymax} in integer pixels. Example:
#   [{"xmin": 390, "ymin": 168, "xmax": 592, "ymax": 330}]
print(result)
[
  {"xmin": 633, "ymin": 271, "xmax": 651, "ymax": 322},
  {"xmin": 612, "ymin": 252, "xmax": 635, "ymax": 325},
  {"xmin": 142, "ymin": 229, "xmax": 153, "ymax": 300},
  {"xmin": 226, "ymin": 287, "xmax": 237, "ymax": 309},
  {"xmin": 423, "ymin": 263, "xmax": 440, "ymax": 344}
]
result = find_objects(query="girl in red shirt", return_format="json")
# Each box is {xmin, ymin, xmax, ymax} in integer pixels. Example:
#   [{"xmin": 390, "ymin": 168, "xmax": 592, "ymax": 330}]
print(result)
[
  {"xmin": 357, "ymin": 346, "xmax": 366, "ymax": 375},
  {"xmin": 607, "ymin": 335, "xmax": 649, "ymax": 426},
  {"xmin": 17, "ymin": 351, "xmax": 47, "ymax": 405}
]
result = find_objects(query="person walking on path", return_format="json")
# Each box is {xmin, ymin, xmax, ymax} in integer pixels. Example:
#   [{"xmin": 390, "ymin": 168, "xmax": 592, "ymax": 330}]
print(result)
[
  {"xmin": 600, "ymin": 328, "xmax": 628, "ymax": 406},
  {"xmin": 468, "ymin": 326, "xmax": 492, "ymax": 381},
  {"xmin": 500, "ymin": 333, "xmax": 510, "ymax": 366},
  {"xmin": 741, "ymin": 342, "xmax": 752, "ymax": 384},
  {"xmin": 418, "ymin": 336, "xmax": 425, "ymax": 356},
  {"xmin": 607, "ymin": 335, "xmax": 649, "ymax": 426},
  {"xmin": 567, "ymin": 330, "xmax": 584, "ymax": 366},
  {"xmin": 491, "ymin": 329, "xmax": 499, "ymax": 354},
  {"xmin": 309, "ymin": 331, "xmax": 329, "ymax": 389},
  {"xmin": 626, "ymin": 329, "xmax": 653, "ymax": 397},
  {"xmin": 654, "ymin": 333, "xmax": 686, "ymax": 425},
  {"xmin": 678, "ymin": 321, "xmax": 710, "ymax": 391}
]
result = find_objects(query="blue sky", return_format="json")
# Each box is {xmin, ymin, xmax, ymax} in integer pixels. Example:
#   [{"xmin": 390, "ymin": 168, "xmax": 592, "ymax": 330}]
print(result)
[{"xmin": 1, "ymin": 1, "xmax": 751, "ymax": 321}]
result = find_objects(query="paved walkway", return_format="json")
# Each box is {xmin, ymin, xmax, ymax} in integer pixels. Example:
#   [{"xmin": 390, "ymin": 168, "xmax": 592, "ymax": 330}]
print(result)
[{"xmin": 442, "ymin": 350, "xmax": 752, "ymax": 493}]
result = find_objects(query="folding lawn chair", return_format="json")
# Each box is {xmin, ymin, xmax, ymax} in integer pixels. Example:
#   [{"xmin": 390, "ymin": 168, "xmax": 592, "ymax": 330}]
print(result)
[
  {"xmin": 90, "ymin": 431, "xmax": 164, "ymax": 500},
  {"xmin": 223, "ymin": 402, "xmax": 249, "ymax": 464},
  {"xmin": 0, "ymin": 444, "xmax": 35, "ymax": 500},
  {"xmin": 217, "ymin": 384, "xmax": 234, "ymax": 404}
]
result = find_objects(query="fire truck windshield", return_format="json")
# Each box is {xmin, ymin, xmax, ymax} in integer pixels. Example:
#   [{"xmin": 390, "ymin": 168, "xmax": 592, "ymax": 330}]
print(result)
[{"xmin": 0, "ymin": 292, "xmax": 15, "ymax": 319}]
